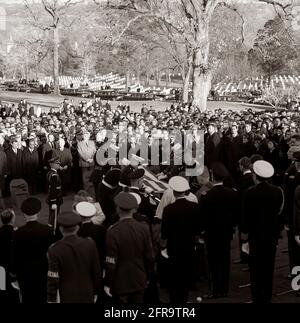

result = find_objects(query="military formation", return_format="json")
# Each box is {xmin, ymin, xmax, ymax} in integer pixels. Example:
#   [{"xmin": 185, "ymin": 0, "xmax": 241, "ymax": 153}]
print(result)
[{"xmin": 0, "ymin": 97, "xmax": 300, "ymax": 303}]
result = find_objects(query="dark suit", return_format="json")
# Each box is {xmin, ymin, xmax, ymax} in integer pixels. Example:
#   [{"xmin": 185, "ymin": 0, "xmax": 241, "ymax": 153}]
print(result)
[
  {"xmin": 6, "ymin": 148, "xmax": 23, "ymax": 180},
  {"xmin": 78, "ymin": 221, "xmax": 106, "ymax": 270},
  {"xmin": 161, "ymin": 198, "xmax": 199, "ymax": 303},
  {"xmin": 47, "ymin": 235, "xmax": 102, "ymax": 303},
  {"xmin": 105, "ymin": 218, "xmax": 154, "ymax": 303},
  {"xmin": 11, "ymin": 221, "xmax": 53, "ymax": 303},
  {"xmin": 204, "ymin": 132, "xmax": 221, "ymax": 169},
  {"xmin": 224, "ymin": 135, "xmax": 244, "ymax": 180},
  {"xmin": 199, "ymin": 184, "xmax": 238, "ymax": 297},
  {"xmin": 42, "ymin": 142, "xmax": 55, "ymax": 166},
  {"xmin": 22, "ymin": 148, "xmax": 40, "ymax": 195},
  {"xmin": 242, "ymin": 182, "xmax": 284, "ymax": 303}
]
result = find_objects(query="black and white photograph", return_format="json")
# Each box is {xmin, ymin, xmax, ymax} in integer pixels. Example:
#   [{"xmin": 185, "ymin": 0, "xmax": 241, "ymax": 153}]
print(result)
[{"xmin": 0, "ymin": 0, "xmax": 300, "ymax": 309}]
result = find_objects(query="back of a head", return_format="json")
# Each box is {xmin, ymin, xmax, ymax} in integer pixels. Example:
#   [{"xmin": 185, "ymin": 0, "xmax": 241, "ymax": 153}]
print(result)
[
  {"xmin": 239, "ymin": 157, "xmax": 252, "ymax": 171},
  {"xmin": 1, "ymin": 209, "xmax": 15, "ymax": 225}
]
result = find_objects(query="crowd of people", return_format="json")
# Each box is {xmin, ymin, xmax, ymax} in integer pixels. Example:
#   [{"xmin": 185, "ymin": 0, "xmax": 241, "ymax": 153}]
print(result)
[{"xmin": 0, "ymin": 97, "xmax": 300, "ymax": 303}]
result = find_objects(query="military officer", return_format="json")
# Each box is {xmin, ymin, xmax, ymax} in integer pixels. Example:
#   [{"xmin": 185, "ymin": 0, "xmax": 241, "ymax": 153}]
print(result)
[
  {"xmin": 76, "ymin": 201, "xmax": 107, "ymax": 270},
  {"xmin": 242, "ymin": 160, "xmax": 284, "ymax": 303},
  {"xmin": 47, "ymin": 212, "xmax": 102, "ymax": 303},
  {"xmin": 11, "ymin": 198, "xmax": 53, "ymax": 303},
  {"xmin": 104, "ymin": 192, "xmax": 154, "ymax": 303},
  {"xmin": 199, "ymin": 162, "xmax": 238, "ymax": 299},
  {"xmin": 283, "ymin": 151, "xmax": 300, "ymax": 275},
  {"xmin": 47, "ymin": 157, "xmax": 63, "ymax": 231},
  {"xmin": 161, "ymin": 176, "xmax": 199, "ymax": 303}
]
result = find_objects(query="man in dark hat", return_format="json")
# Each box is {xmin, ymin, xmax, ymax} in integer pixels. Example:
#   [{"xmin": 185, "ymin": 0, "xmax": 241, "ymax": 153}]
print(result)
[
  {"xmin": 104, "ymin": 192, "xmax": 154, "ymax": 303},
  {"xmin": 47, "ymin": 212, "xmax": 102, "ymax": 303},
  {"xmin": 199, "ymin": 162, "xmax": 238, "ymax": 299},
  {"xmin": 11, "ymin": 197, "xmax": 53, "ymax": 303},
  {"xmin": 119, "ymin": 165, "xmax": 156, "ymax": 222},
  {"xmin": 242, "ymin": 160, "xmax": 284, "ymax": 303},
  {"xmin": 47, "ymin": 157, "xmax": 63, "ymax": 231}
]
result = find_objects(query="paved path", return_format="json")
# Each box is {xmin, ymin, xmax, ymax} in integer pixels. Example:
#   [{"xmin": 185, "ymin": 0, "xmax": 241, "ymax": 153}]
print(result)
[{"xmin": 0, "ymin": 91, "xmax": 259, "ymax": 113}]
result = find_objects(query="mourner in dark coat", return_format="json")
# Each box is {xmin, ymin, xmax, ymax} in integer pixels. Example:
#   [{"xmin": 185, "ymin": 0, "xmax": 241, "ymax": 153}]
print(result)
[
  {"xmin": 204, "ymin": 123, "xmax": 222, "ymax": 169},
  {"xmin": 22, "ymin": 140, "xmax": 40, "ymax": 195},
  {"xmin": 223, "ymin": 125, "xmax": 244, "ymax": 181},
  {"xmin": 105, "ymin": 192, "xmax": 154, "ymax": 304},
  {"xmin": 53, "ymin": 138, "xmax": 73, "ymax": 194},
  {"xmin": 11, "ymin": 198, "xmax": 53, "ymax": 303},
  {"xmin": 6, "ymin": 137, "xmax": 23, "ymax": 180},
  {"xmin": 161, "ymin": 176, "xmax": 199, "ymax": 303},
  {"xmin": 47, "ymin": 212, "xmax": 102, "ymax": 303},
  {"xmin": 199, "ymin": 162, "xmax": 238, "ymax": 299},
  {"xmin": 242, "ymin": 160, "xmax": 284, "ymax": 303}
]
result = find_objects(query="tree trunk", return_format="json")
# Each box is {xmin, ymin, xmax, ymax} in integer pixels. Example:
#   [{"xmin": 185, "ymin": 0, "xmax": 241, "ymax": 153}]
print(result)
[
  {"xmin": 192, "ymin": 19, "xmax": 211, "ymax": 112},
  {"xmin": 53, "ymin": 26, "xmax": 60, "ymax": 95},
  {"xmin": 182, "ymin": 62, "xmax": 192, "ymax": 103},
  {"xmin": 126, "ymin": 70, "xmax": 130, "ymax": 91}
]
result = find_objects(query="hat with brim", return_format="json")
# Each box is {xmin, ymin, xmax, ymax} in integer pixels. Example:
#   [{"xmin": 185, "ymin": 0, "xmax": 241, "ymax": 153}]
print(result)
[
  {"xmin": 168, "ymin": 176, "xmax": 190, "ymax": 192},
  {"xmin": 253, "ymin": 160, "xmax": 274, "ymax": 179},
  {"xmin": 75, "ymin": 202, "xmax": 97, "ymax": 218},
  {"xmin": 49, "ymin": 157, "xmax": 61, "ymax": 165},
  {"xmin": 130, "ymin": 192, "xmax": 142, "ymax": 206},
  {"xmin": 114, "ymin": 192, "xmax": 138, "ymax": 210},
  {"xmin": 58, "ymin": 212, "xmax": 82, "ymax": 227}
]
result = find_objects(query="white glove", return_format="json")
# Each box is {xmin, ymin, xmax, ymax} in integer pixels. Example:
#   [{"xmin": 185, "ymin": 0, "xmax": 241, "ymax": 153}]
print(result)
[
  {"xmin": 51, "ymin": 204, "xmax": 57, "ymax": 210},
  {"xmin": 104, "ymin": 286, "xmax": 112, "ymax": 297},
  {"xmin": 295, "ymin": 236, "xmax": 300, "ymax": 247}
]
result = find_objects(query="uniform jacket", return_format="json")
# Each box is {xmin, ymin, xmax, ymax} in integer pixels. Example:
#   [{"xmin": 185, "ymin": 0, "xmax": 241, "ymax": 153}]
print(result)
[
  {"xmin": 242, "ymin": 181, "xmax": 284, "ymax": 243},
  {"xmin": 11, "ymin": 221, "xmax": 53, "ymax": 302},
  {"xmin": 78, "ymin": 221, "xmax": 106, "ymax": 269},
  {"xmin": 47, "ymin": 235, "xmax": 102, "ymax": 303},
  {"xmin": 47, "ymin": 169, "xmax": 63, "ymax": 206},
  {"xmin": 105, "ymin": 218, "xmax": 154, "ymax": 295},
  {"xmin": 199, "ymin": 184, "xmax": 238, "ymax": 241}
]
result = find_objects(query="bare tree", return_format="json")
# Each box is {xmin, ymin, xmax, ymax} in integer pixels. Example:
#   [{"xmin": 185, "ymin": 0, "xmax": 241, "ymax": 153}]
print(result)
[
  {"xmin": 23, "ymin": 0, "xmax": 83, "ymax": 95},
  {"xmin": 97, "ymin": 0, "xmax": 296, "ymax": 111}
]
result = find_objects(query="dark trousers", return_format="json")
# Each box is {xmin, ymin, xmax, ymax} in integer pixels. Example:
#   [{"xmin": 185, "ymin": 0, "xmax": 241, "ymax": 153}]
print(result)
[
  {"xmin": 168, "ymin": 256, "xmax": 195, "ymax": 303},
  {"xmin": 48, "ymin": 205, "xmax": 60, "ymax": 231},
  {"xmin": 249, "ymin": 242, "xmax": 277, "ymax": 303},
  {"xmin": 113, "ymin": 290, "xmax": 144, "ymax": 304},
  {"xmin": 206, "ymin": 238, "xmax": 231, "ymax": 296}
]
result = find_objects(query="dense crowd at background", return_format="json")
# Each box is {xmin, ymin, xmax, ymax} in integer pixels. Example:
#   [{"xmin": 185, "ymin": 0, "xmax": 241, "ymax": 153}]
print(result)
[{"xmin": 0, "ymin": 97, "xmax": 300, "ymax": 303}]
